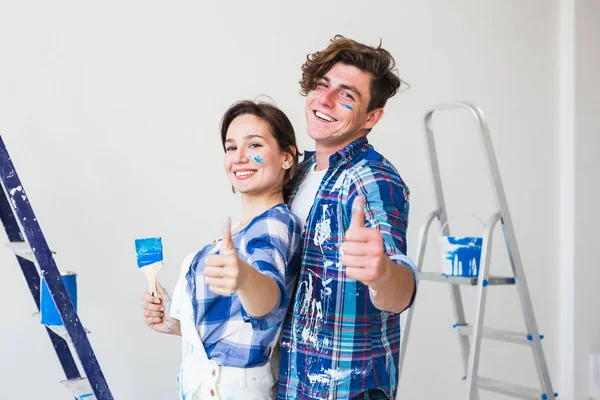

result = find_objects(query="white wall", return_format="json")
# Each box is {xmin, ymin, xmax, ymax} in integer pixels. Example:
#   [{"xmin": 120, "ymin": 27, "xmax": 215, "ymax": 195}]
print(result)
[
  {"xmin": 574, "ymin": 0, "xmax": 600, "ymax": 398},
  {"xmin": 558, "ymin": 0, "xmax": 577, "ymax": 397},
  {"xmin": 558, "ymin": 1, "xmax": 600, "ymax": 399},
  {"xmin": 0, "ymin": 1, "xmax": 564, "ymax": 399}
]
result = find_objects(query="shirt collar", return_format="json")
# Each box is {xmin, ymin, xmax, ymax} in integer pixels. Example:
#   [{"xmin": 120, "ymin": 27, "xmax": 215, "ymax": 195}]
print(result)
[
  {"xmin": 289, "ymin": 136, "xmax": 370, "ymax": 204},
  {"xmin": 328, "ymin": 136, "xmax": 369, "ymax": 167}
]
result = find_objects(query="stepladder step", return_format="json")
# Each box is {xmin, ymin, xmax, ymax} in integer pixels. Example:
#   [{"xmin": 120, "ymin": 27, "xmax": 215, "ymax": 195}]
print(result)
[
  {"xmin": 5, "ymin": 241, "xmax": 56, "ymax": 263},
  {"xmin": 456, "ymin": 325, "xmax": 543, "ymax": 346},
  {"xmin": 61, "ymin": 377, "xmax": 96, "ymax": 399},
  {"xmin": 417, "ymin": 271, "xmax": 515, "ymax": 286},
  {"xmin": 46, "ymin": 324, "xmax": 92, "ymax": 342},
  {"xmin": 477, "ymin": 376, "xmax": 557, "ymax": 399}
]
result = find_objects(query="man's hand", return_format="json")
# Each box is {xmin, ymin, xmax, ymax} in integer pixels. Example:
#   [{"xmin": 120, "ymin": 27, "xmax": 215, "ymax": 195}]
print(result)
[
  {"xmin": 341, "ymin": 196, "xmax": 391, "ymax": 288},
  {"xmin": 204, "ymin": 217, "xmax": 248, "ymax": 296}
]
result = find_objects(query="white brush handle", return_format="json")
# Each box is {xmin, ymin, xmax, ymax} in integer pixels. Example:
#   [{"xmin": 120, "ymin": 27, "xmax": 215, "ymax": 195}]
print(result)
[
  {"xmin": 147, "ymin": 276, "xmax": 157, "ymax": 298},
  {"xmin": 141, "ymin": 262, "xmax": 163, "ymax": 298}
]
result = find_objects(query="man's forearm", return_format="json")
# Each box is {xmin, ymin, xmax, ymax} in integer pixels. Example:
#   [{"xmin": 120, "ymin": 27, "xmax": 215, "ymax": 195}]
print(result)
[{"xmin": 369, "ymin": 256, "xmax": 415, "ymax": 313}]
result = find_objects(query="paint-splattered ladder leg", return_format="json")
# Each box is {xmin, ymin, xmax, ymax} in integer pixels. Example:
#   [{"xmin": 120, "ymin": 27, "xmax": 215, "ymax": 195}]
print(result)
[{"xmin": 0, "ymin": 136, "xmax": 114, "ymax": 400}]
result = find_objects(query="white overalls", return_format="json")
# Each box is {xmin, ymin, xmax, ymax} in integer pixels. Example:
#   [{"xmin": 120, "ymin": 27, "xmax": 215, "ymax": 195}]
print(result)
[{"xmin": 171, "ymin": 254, "xmax": 277, "ymax": 400}]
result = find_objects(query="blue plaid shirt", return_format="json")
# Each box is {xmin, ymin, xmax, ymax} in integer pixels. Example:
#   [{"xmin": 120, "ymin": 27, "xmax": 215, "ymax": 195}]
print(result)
[
  {"xmin": 171, "ymin": 204, "xmax": 300, "ymax": 369},
  {"xmin": 278, "ymin": 137, "xmax": 417, "ymax": 400}
]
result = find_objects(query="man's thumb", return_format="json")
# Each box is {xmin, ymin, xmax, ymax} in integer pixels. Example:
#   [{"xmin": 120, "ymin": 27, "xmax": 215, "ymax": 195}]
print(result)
[{"xmin": 350, "ymin": 196, "xmax": 366, "ymax": 229}]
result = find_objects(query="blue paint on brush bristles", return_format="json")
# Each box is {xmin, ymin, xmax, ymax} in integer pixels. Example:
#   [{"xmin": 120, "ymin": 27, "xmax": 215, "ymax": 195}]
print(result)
[
  {"xmin": 253, "ymin": 155, "xmax": 263, "ymax": 163},
  {"xmin": 342, "ymin": 104, "xmax": 353, "ymax": 111},
  {"xmin": 134, "ymin": 237, "xmax": 163, "ymax": 267}
]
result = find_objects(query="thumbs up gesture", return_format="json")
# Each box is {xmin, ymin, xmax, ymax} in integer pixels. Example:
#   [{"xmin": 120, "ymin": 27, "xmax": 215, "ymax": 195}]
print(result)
[
  {"xmin": 341, "ymin": 196, "xmax": 389, "ymax": 286},
  {"xmin": 204, "ymin": 217, "xmax": 247, "ymax": 296}
]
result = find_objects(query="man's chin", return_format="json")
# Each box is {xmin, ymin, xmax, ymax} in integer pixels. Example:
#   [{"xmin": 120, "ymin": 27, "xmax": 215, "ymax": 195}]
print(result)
[{"xmin": 307, "ymin": 129, "xmax": 342, "ymax": 142}]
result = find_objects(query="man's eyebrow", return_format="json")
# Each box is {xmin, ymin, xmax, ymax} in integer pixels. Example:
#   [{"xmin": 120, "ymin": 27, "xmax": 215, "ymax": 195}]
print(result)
[
  {"xmin": 320, "ymin": 76, "xmax": 362, "ymax": 98},
  {"xmin": 339, "ymin": 84, "xmax": 362, "ymax": 98}
]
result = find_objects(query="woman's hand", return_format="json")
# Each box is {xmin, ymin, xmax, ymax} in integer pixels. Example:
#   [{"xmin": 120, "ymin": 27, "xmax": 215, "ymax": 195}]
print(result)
[
  {"xmin": 141, "ymin": 281, "xmax": 180, "ymax": 335},
  {"xmin": 204, "ymin": 217, "xmax": 249, "ymax": 296}
]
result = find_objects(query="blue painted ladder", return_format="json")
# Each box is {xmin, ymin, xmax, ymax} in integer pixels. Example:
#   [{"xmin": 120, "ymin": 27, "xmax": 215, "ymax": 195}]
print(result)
[{"xmin": 0, "ymin": 136, "xmax": 114, "ymax": 400}]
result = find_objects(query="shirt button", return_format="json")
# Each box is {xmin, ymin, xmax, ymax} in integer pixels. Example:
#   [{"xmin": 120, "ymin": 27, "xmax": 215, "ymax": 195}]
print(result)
[
  {"xmin": 210, "ymin": 389, "xmax": 215, "ymax": 396},
  {"xmin": 212, "ymin": 369, "xmax": 217, "ymax": 377}
]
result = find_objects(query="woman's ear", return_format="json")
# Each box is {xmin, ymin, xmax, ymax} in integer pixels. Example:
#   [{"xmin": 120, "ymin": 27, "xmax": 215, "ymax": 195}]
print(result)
[
  {"xmin": 283, "ymin": 156, "xmax": 293, "ymax": 170},
  {"xmin": 283, "ymin": 147, "xmax": 296, "ymax": 169}
]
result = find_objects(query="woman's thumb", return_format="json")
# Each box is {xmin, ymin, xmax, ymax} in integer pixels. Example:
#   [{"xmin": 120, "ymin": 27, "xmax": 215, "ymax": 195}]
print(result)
[{"xmin": 156, "ymin": 281, "xmax": 169, "ymax": 301}]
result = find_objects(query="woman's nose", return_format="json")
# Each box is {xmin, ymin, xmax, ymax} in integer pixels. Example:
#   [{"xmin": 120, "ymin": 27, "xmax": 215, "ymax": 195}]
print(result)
[{"xmin": 233, "ymin": 148, "xmax": 248, "ymax": 163}]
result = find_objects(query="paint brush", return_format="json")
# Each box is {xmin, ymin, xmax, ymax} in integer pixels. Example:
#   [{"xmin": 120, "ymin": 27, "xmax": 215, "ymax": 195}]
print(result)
[{"xmin": 134, "ymin": 237, "xmax": 163, "ymax": 298}]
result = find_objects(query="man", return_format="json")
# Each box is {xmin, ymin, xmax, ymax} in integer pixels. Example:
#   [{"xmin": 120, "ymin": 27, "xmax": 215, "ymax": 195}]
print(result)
[{"xmin": 279, "ymin": 35, "xmax": 417, "ymax": 400}]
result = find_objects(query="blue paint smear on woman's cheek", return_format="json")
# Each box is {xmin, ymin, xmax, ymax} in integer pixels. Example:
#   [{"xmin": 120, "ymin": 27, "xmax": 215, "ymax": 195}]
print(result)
[{"xmin": 253, "ymin": 155, "xmax": 263, "ymax": 163}]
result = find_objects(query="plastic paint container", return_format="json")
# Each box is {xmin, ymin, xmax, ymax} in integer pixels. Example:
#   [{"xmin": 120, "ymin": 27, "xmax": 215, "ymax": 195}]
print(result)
[
  {"xmin": 40, "ymin": 271, "xmax": 78, "ymax": 326},
  {"xmin": 439, "ymin": 214, "xmax": 484, "ymax": 277},
  {"xmin": 439, "ymin": 236, "xmax": 483, "ymax": 277}
]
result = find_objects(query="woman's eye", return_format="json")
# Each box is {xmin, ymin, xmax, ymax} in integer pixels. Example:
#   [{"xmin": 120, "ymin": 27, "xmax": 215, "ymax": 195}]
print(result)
[
  {"xmin": 226, "ymin": 146, "xmax": 236, "ymax": 151},
  {"xmin": 249, "ymin": 143, "xmax": 262, "ymax": 148}
]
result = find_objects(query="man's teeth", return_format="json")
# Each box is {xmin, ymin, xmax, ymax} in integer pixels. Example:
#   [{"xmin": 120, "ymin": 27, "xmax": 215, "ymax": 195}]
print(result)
[
  {"xmin": 235, "ymin": 170, "xmax": 256, "ymax": 177},
  {"xmin": 315, "ymin": 111, "xmax": 336, "ymax": 122}
]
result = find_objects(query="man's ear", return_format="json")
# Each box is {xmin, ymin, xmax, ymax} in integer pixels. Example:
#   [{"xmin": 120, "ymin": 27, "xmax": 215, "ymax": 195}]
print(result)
[{"xmin": 363, "ymin": 108, "xmax": 384, "ymax": 131}]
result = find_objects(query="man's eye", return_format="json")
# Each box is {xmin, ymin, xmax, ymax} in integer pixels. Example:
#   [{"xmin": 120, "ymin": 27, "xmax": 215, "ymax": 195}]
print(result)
[
  {"xmin": 317, "ymin": 82, "xmax": 328, "ymax": 88},
  {"xmin": 342, "ymin": 93, "xmax": 355, "ymax": 101}
]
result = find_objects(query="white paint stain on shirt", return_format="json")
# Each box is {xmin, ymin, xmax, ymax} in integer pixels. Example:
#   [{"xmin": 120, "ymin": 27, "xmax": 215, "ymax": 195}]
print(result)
[
  {"xmin": 331, "ymin": 171, "xmax": 347, "ymax": 192},
  {"xmin": 305, "ymin": 365, "xmax": 371, "ymax": 399},
  {"xmin": 314, "ymin": 205, "xmax": 331, "ymax": 247},
  {"xmin": 300, "ymin": 275, "xmax": 323, "ymax": 347}
]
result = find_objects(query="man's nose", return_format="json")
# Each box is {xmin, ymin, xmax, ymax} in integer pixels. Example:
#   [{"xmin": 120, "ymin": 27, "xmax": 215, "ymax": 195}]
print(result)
[{"xmin": 318, "ymin": 88, "xmax": 336, "ymax": 108}]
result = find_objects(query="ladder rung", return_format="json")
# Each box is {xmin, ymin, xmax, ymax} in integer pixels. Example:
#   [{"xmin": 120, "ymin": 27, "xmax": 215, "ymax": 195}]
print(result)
[
  {"xmin": 418, "ymin": 271, "xmax": 515, "ymax": 286},
  {"xmin": 5, "ymin": 241, "xmax": 56, "ymax": 263},
  {"xmin": 61, "ymin": 377, "xmax": 96, "ymax": 399},
  {"xmin": 477, "ymin": 376, "xmax": 544, "ymax": 399},
  {"xmin": 456, "ymin": 326, "xmax": 535, "ymax": 346},
  {"xmin": 47, "ymin": 324, "xmax": 92, "ymax": 342}
]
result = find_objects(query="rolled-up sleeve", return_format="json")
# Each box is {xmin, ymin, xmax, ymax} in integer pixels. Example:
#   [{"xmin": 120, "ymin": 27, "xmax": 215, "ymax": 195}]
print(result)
[
  {"xmin": 239, "ymin": 209, "xmax": 300, "ymax": 330},
  {"xmin": 348, "ymin": 161, "xmax": 417, "ymax": 312}
]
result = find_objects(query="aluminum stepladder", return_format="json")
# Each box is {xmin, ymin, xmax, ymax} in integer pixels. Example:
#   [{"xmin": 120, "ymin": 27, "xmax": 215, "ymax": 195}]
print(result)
[
  {"xmin": 398, "ymin": 102, "xmax": 556, "ymax": 400},
  {"xmin": 0, "ymin": 136, "xmax": 114, "ymax": 400}
]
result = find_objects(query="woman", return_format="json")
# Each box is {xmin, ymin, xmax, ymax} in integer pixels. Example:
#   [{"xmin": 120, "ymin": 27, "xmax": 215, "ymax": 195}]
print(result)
[{"xmin": 142, "ymin": 100, "xmax": 301, "ymax": 399}]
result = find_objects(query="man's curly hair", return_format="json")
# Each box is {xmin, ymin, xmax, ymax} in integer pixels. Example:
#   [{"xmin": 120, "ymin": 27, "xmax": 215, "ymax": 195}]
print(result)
[{"xmin": 299, "ymin": 35, "xmax": 402, "ymax": 112}]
